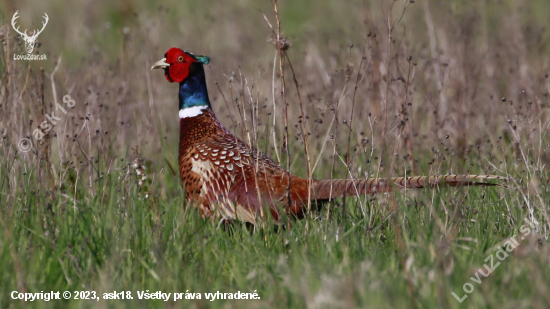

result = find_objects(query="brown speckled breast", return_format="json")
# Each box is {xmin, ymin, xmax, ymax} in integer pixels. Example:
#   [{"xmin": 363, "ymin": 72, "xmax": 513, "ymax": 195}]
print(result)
[{"xmin": 178, "ymin": 108, "xmax": 309, "ymax": 223}]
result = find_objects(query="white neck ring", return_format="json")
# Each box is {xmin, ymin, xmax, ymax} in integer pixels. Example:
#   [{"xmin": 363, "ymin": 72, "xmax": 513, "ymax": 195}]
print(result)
[{"xmin": 179, "ymin": 106, "xmax": 207, "ymax": 119}]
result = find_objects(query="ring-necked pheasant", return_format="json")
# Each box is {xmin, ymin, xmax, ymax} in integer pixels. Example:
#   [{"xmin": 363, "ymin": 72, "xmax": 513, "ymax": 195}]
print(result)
[{"xmin": 152, "ymin": 48, "xmax": 504, "ymax": 224}]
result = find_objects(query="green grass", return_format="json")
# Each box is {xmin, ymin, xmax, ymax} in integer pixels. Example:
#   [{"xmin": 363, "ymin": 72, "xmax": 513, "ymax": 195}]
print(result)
[{"xmin": 1, "ymin": 157, "xmax": 548, "ymax": 308}]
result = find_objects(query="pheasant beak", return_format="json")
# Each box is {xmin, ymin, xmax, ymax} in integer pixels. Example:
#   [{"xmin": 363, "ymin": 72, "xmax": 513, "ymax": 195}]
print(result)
[{"xmin": 151, "ymin": 58, "xmax": 169, "ymax": 70}]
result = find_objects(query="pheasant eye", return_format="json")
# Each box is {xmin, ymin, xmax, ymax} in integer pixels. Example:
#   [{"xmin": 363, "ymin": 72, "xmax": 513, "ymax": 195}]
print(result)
[{"xmin": 177, "ymin": 56, "xmax": 184, "ymax": 62}]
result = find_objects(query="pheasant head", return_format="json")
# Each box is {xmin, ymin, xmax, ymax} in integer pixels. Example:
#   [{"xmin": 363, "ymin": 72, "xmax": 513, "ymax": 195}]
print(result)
[{"xmin": 152, "ymin": 48, "xmax": 212, "ymax": 115}]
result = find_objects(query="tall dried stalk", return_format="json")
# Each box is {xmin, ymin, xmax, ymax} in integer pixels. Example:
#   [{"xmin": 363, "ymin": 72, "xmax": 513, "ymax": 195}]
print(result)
[
  {"xmin": 286, "ymin": 56, "xmax": 313, "ymax": 225},
  {"xmin": 271, "ymin": 0, "xmax": 292, "ymax": 228},
  {"xmin": 343, "ymin": 46, "xmax": 369, "ymax": 219}
]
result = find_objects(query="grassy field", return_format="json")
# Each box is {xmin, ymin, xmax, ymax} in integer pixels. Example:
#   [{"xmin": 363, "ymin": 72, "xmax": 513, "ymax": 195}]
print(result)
[{"xmin": 1, "ymin": 0, "xmax": 549, "ymax": 308}]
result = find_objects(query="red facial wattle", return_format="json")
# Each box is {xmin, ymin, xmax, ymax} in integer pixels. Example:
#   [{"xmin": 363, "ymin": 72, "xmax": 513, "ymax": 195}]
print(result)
[{"xmin": 164, "ymin": 48, "xmax": 198, "ymax": 83}]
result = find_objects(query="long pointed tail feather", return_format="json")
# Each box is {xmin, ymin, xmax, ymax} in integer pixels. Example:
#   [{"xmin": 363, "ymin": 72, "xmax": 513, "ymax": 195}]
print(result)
[{"xmin": 313, "ymin": 175, "xmax": 506, "ymax": 200}]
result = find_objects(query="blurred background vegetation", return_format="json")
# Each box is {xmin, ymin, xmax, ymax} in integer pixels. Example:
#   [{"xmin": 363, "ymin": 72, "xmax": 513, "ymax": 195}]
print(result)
[{"xmin": 1, "ymin": 0, "xmax": 549, "ymax": 172}]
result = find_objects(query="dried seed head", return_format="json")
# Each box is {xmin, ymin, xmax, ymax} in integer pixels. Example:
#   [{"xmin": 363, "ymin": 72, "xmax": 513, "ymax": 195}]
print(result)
[
  {"xmin": 268, "ymin": 33, "xmax": 292, "ymax": 51},
  {"xmin": 345, "ymin": 63, "xmax": 354, "ymax": 81}
]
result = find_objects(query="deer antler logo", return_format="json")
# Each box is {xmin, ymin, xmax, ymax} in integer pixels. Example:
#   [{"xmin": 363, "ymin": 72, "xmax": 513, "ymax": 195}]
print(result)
[{"xmin": 11, "ymin": 11, "xmax": 49, "ymax": 54}]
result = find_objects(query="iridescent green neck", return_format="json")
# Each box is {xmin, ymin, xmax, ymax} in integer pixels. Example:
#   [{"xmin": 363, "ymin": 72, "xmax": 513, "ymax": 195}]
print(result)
[{"xmin": 179, "ymin": 62, "xmax": 211, "ymax": 110}]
